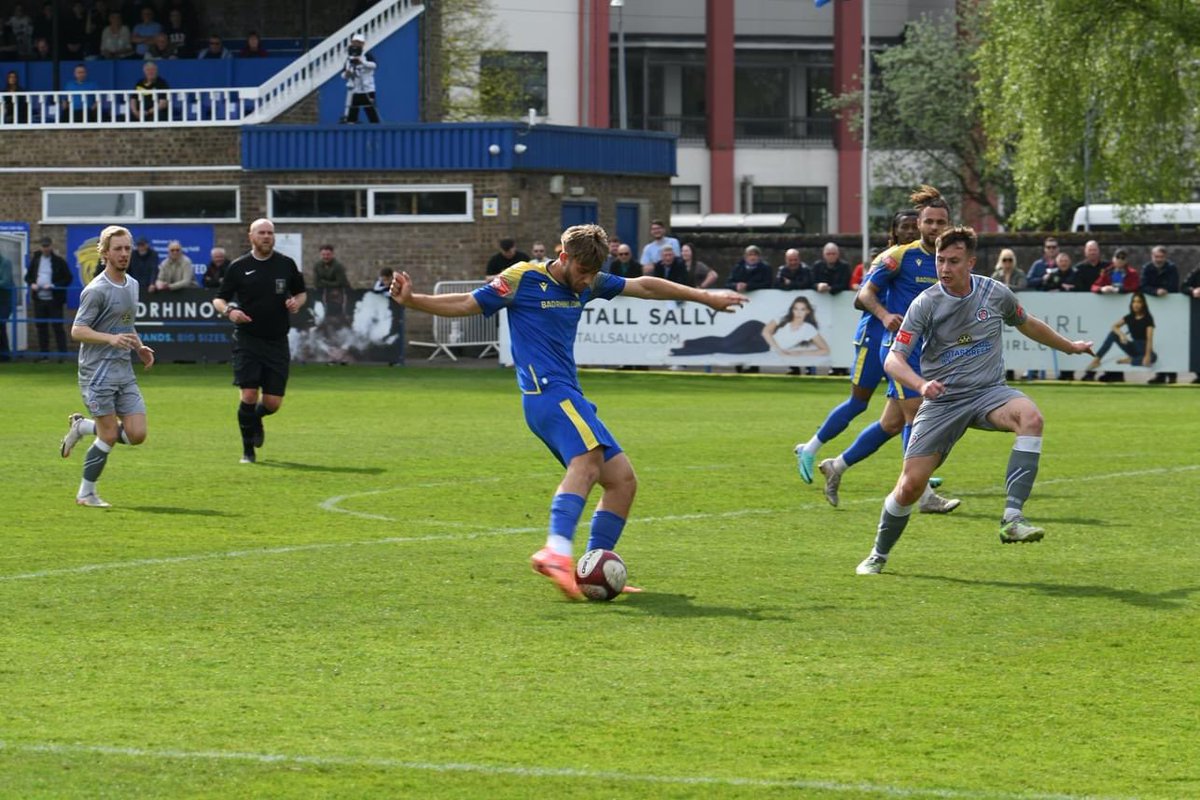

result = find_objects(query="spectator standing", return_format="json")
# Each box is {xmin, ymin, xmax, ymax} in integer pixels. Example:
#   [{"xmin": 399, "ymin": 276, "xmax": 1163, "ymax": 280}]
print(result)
[
  {"xmin": 485, "ymin": 238, "xmax": 529, "ymax": 276},
  {"xmin": 62, "ymin": 1, "xmax": 91, "ymax": 59},
  {"xmin": 31, "ymin": 2, "xmax": 54, "ymax": 51},
  {"xmin": 2, "ymin": 71, "xmax": 29, "ymax": 124},
  {"xmin": 7, "ymin": 3, "xmax": 34, "ymax": 58},
  {"xmin": 1026, "ymin": 237, "xmax": 1059, "ymax": 290},
  {"xmin": 62, "ymin": 64, "xmax": 101, "ymax": 122},
  {"xmin": 1092, "ymin": 248, "xmax": 1139, "ymax": 294},
  {"xmin": 340, "ymin": 33, "xmax": 378, "ymax": 123},
  {"xmin": 638, "ymin": 219, "xmax": 680, "ymax": 270},
  {"xmin": 607, "ymin": 243, "xmax": 636, "ymax": 278},
  {"xmin": 154, "ymin": 241, "xmax": 196, "ymax": 291},
  {"xmin": 312, "ymin": 244, "xmax": 351, "ymax": 289},
  {"xmin": 239, "ymin": 31, "xmax": 268, "ymax": 57},
  {"xmin": 130, "ymin": 6, "xmax": 161, "ymax": 56},
  {"xmin": 1041, "ymin": 251, "xmax": 1070, "ymax": 292},
  {"xmin": 24, "ymin": 236, "xmax": 72, "ymax": 359},
  {"xmin": 1063, "ymin": 239, "xmax": 1106, "ymax": 292},
  {"xmin": 100, "ymin": 11, "xmax": 133, "ymax": 59},
  {"xmin": 1183, "ymin": 264, "xmax": 1200, "ymax": 382},
  {"xmin": 682, "ymin": 243, "xmax": 718, "ymax": 288},
  {"xmin": 0, "ymin": 250, "xmax": 14, "ymax": 360},
  {"xmin": 129, "ymin": 236, "xmax": 158, "ymax": 288},
  {"xmin": 600, "ymin": 235, "xmax": 621, "ymax": 274},
  {"xmin": 164, "ymin": 9, "xmax": 191, "ymax": 57},
  {"xmin": 529, "ymin": 242, "xmax": 550, "ymax": 265},
  {"xmin": 1141, "ymin": 245, "xmax": 1180, "ymax": 383},
  {"xmin": 130, "ymin": 60, "xmax": 169, "ymax": 120},
  {"xmin": 990, "ymin": 248, "xmax": 1028, "ymax": 290},
  {"xmin": 726, "ymin": 245, "xmax": 773, "ymax": 292},
  {"xmin": 196, "ymin": 35, "xmax": 231, "ymax": 59},
  {"xmin": 774, "ymin": 248, "xmax": 813, "ymax": 291},
  {"xmin": 647, "ymin": 244, "xmax": 689, "ymax": 285},
  {"xmin": 202, "ymin": 247, "xmax": 229, "ymax": 289},
  {"xmin": 812, "ymin": 242, "xmax": 851, "ymax": 295},
  {"xmin": 849, "ymin": 248, "xmax": 881, "ymax": 291}
]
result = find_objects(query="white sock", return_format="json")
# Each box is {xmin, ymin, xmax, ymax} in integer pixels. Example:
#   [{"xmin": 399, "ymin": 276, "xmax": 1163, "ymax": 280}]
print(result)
[
  {"xmin": 870, "ymin": 549, "xmax": 888, "ymax": 561},
  {"xmin": 802, "ymin": 435, "xmax": 823, "ymax": 456},
  {"xmin": 545, "ymin": 534, "xmax": 573, "ymax": 557},
  {"xmin": 78, "ymin": 478, "xmax": 96, "ymax": 497},
  {"xmin": 79, "ymin": 418, "xmax": 96, "ymax": 435},
  {"xmin": 832, "ymin": 455, "xmax": 848, "ymax": 474},
  {"xmin": 921, "ymin": 483, "xmax": 936, "ymax": 501},
  {"xmin": 1002, "ymin": 508, "xmax": 1023, "ymax": 524}
]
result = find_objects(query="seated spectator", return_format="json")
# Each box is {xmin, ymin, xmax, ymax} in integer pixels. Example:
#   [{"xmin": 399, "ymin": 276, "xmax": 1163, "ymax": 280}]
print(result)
[
  {"xmin": 197, "ymin": 35, "xmax": 231, "ymax": 59},
  {"xmin": 7, "ymin": 4, "xmax": 33, "ymax": 58},
  {"xmin": 129, "ymin": 237, "xmax": 158, "ymax": 288},
  {"xmin": 130, "ymin": 60, "xmax": 169, "ymax": 120},
  {"xmin": 774, "ymin": 248, "xmax": 813, "ymax": 291},
  {"xmin": 144, "ymin": 31, "xmax": 176, "ymax": 60},
  {"xmin": 681, "ymin": 243, "xmax": 718, "ymax": 288},
  {"xmin": 646, "ymin": 244, "xmax": 689, "ymax": 285},
  {"xmin": 529, "ymin": 241, "xmax": 549, "ymax": 265},
  {"xmin": 371, "ymin": 266, "xmax": 394, "ymax": 294},
  {"xmin": 130, "ymin": 6, "xmax": 161, "ymax": 56},
  {"xmin": 1039, "ymin": 251, "xmax": 1070, "ymax": 292},
  {"xmin": 1082, "ymin": 291, "xmax": 1156, "ymax": 382},
  {"xmin": 725, "ymin": 245, "xmax": 772, "ymax": 292},
  {"xmin": 849, "ymin": 248, "xmax": 880, "ymax": 291},
  {"xmin": 62, "ymin": 0, "xmax": 90, "ymax": 59},
  {"xmin": 600, "ymin": 235, "xmax": 621, "ymax": 273},
  {"xmin": 202, "ymin": 247, "xmax": 229, "ymax": 289},
  {"xmin": 154, "ymin": 241, "xmax": 195, "ymax": 291},
  {"xmin": 990, "ymin": 248, "xmax": 1027, "ymax": 290},
  {"xmin": 812, "ymin": 242, "xmax": 851, "ymax": 294},
  {"xmin": 485, "ymin": 238, "xmax": 528, "ymax": 276},
  {"xmin": 1026, "ymin": 237, "xmax": 1058, "ymax": 290},
  {"xmin": 61, "ymin": 63, "xmax": 101, "ymax": 122},
  {"xmin": 1063, "ymin": 239, "xmax": 1106, "ymax": 292},
  {"xmin": 100, "ymin": 11, "xmax": 133, "ymax": 59},
  {"xmin": 607, "ymin": 243, "xmax": 636, "ymax": 279},
  {"xmin": 239, "ymin": 31, "xmax": 268, "ymax": 57},
  {"xmin": 1, "ymin": 71, "xmax": 29, "ymax": 124},
  {"xmin": 313, "ymin": 244, "xmax": 351, "ymax": 288},
  {"xmin": 1092, "ymin": 248, "xmax": 1139, "ymax": 294},
  {"xmin": 164, "ymin": 8, "xmax": 191, "ymax": 57},
  {"xmin": 29, "ymin": 35, "xmax": 52, "ymax": 60}
]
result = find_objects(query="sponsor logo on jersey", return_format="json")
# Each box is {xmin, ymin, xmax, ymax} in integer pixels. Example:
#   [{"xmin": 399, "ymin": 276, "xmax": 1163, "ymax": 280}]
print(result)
[
  {"xmin": 120, "ymin": 311, "xmax": 133, "ymax": 325},
  {"xmin": 957, "ymin": 333, "xmax": 973, "ymax": 345},
  {"xmin": 883, "ymin": 254, "xmax": 900, "ymax": 272},
  {"xmin": 539, "ymin": 282, "xmax": 548, "ymax": 292},
  {"xmin": 488, "ymin": 275, "xmax": 511, "ymax": 296},
  {"xmin": 896, "ymin": 329, "xmax": 913, "ymax": 345}
]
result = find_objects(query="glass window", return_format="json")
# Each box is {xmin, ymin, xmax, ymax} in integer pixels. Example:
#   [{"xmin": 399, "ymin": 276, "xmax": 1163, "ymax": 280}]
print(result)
[
  {"xmin": 373, "ymin": 190, "xmax": 469, "ymax": 218},
  {"xmin": 144, "ymin": 189, "xmax": 237, "ymax": 220},
  {"xmin": 672, "ymin": 185, "xmax": 701, "ymax": 215},
  {"xmin": 752, "ymin": 186, "xmax": 827, "ymax": 234},
  {"xmin": 271, "ymin": 189, "xmax": 368, "ymax": 219},
  {"xmin": 45, "ymin": 191, "xmax": 137, "ymax": 220},
  {"xmin": 480, "ymin": 51, "xmax": 548, "ymax": 117}
]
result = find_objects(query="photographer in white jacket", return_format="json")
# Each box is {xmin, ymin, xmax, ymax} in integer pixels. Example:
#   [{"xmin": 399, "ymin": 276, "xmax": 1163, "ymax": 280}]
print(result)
[{"xmin": 340, "ymin": 33, "xmax": 380, "ymax": 123}]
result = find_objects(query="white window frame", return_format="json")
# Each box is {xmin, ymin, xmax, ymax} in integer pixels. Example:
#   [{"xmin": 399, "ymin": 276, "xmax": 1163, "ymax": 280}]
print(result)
[
  {"xmin": 267, "ymin": 184, "xmax": 475, "ymax": 223},
  {"xmin": 41, "ymin": 186, "xmax": 241, "ymax": 224}
]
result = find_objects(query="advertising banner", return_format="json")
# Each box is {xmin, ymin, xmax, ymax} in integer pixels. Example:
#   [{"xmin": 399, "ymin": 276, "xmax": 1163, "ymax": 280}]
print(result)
[
  {"xmin": 0, "ymin": 222, "xmax": 29, "ymax": 353},
  {"xmin": 500, "ymin": 289, "xmax": 1191, "ymax": 373},
  {"xmin": 66, "ymin": 224, "xmax": 215, "ymax": 306}
]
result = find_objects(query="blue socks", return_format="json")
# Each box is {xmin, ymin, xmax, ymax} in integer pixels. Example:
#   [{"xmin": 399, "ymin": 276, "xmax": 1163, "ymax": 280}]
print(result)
[
  {"xmin": 587, "ymin": 510, "xmax": 627, "ymax": 551},
  {"xmin": 843, "ymin": 421, "xmax": 897, "ymax": 467},
  {"xmin": 816, "ymin": 395, "xmax": 869, "ymax": 443},
  {"xmin": 549, "ymin": 493, "xmax": 586, "ymax": 539},
  {"xmin": 902, "ymin": 424, "xmax": 912, "ymax": 454}
]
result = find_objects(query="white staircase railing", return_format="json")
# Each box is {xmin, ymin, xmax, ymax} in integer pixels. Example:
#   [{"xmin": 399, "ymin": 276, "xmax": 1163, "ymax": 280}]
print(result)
[{"xmin": 249, "ymin": 0, "xmax": 425, "ymax": 121}]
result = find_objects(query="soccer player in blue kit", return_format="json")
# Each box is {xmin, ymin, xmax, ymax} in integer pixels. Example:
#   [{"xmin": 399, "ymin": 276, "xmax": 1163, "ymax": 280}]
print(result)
[{"xmin": 388, "ymin": 224, "xmax": 748, "ymax": 599}]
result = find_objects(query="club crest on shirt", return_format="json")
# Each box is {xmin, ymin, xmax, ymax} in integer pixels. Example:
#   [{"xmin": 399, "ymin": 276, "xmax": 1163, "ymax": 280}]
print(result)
[
  {"xmin": 488, "ymin": 275, "xmax": 511, "ymax": 296},
  {"xmin": 883, "ymin": 254, "xmax": 900, "ymax": 272},
  {"xmin": 976, "ymin": 308, "xmax": 990, "ymax": 321},
  {"xmin": 896, "ymin": 329, "xmax": 913, "ymax": 345}
]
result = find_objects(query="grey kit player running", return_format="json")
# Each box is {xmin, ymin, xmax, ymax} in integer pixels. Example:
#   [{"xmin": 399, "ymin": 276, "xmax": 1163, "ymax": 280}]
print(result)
[
  {"xmin": 856, "ymin": 226, "xmax": 1094, "ymax": 575},
  {"xmin": 60, "ymin": 225, "xmax": 155, "ymax": 507}
]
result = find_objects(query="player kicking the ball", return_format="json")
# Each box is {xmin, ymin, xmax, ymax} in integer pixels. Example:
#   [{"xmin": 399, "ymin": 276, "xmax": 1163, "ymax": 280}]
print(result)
[
  {"xmin": 855, "ymin": 225, "xmax": 1093, "ymax": 575},
  {"xmin": 60, "ymin": 225, "xmax": 154, "ymax": 507},
  {"xmin": 390, "ymin": 224, "xmax": 748, "ymax": 599}
]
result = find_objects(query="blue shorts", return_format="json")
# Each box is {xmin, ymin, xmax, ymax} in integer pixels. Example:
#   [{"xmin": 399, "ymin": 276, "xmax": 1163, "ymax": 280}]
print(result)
[
  {"xmin": 849, "ymin": 331, "xmax": 886, "ymax": 390},
  {"xmin": 881, "ymin": 340, "xmax": 924, "ymax": 400},
  {"xmin": 522, "ymin": 385, "xmax": 622, "ymax": 467}
]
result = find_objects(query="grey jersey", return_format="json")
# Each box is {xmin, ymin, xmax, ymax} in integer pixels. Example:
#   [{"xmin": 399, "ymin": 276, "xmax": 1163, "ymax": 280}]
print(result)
[
  {"xmin": 891, "ymin": 275, "xmax": 1027, "ymax": 398},
  {"xmin": 74, "ymin": 271, "xmax": 140, "ymax": 378}
]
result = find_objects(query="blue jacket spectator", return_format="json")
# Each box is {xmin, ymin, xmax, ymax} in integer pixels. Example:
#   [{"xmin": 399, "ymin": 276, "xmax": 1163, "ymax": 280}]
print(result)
[
  {"xmin": 1140, "ymin": 246, "xmax": 1179, "ymax": 297},
  {"xmin": 1026, "ymin": 237, "xmax": 1059, "ymax": 290},
  {"xmin": 726, "ymin": 246, "xmax": 773, "ymax": 292}
]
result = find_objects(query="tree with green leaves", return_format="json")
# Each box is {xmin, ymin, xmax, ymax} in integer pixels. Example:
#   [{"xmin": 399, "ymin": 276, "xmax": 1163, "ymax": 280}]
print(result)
[
  {"xmin": 826, "ymin": 5, "xmax": 1014, "ymax": 228},
  {"xmin": 433, "ymin": 0, "xmax": 531, "ymax": 122},
  {"xmin": 977, "ymin": 0, "xmax": 1200, "ymax": 228}
]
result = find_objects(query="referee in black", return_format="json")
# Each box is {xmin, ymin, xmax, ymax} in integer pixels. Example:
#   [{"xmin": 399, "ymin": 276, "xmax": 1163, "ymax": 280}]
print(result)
[{"xmin": 214, "ymin": 218, "xmax": 307, "ymax": 463}]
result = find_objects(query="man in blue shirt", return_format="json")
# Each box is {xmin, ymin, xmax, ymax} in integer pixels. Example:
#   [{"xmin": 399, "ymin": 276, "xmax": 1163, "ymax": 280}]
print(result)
[
  {"xmin": 61, "ymin": 63, "xmax": 100, "ymax": 122},
  {"xmin": 389, "ymin": 224, "xmax": 748, "ymax": 599}
]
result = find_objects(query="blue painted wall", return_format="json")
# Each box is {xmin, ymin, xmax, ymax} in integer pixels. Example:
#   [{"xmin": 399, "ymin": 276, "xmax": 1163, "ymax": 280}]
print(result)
[{"xmin": 316, "ymin": 20, "xmax": 419, "ymax": 124}]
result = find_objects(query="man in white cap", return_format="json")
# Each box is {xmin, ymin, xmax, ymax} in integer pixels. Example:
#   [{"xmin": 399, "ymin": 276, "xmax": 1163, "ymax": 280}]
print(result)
[{"xmin": 340, "ymin": 33, "xmax": 379, "ymax": 123}]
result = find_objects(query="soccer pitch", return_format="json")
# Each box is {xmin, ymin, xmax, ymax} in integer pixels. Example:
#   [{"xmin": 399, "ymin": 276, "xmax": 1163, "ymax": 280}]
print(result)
[{"xmin": 3, "ymin": 363, "xmax": 1197, "ymax": 799}]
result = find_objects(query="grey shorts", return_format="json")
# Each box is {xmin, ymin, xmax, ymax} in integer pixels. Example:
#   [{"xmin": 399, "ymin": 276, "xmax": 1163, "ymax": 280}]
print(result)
[
  {"xmin": 905, "ymin": 385, "xmax": 1026, "ymax": 461},
  {"xmin": 79, "ymin": 362, "xmax": 147, "ymax": 418}
]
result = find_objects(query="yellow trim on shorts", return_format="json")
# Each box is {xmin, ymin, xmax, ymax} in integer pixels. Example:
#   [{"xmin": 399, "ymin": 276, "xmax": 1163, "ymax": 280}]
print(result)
[
  {"xmin": 851, "ymin": 345, "xmax": 869, "ymax": 384},
  {"xmin": 559, "ymin": 399, "xmax": 599, "ymax": 451}
]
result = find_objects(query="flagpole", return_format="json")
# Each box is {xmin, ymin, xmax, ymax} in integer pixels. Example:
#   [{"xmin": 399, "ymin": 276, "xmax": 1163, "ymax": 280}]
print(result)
[{"xmin": 861, "ymin": 0, "xmax": 871, "ymax": 264}]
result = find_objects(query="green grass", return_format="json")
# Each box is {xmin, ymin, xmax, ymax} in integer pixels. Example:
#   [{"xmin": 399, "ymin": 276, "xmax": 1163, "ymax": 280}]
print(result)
[{"xmin": 2, "ymin": 363, "xmax": 1197, "ymax": 799}]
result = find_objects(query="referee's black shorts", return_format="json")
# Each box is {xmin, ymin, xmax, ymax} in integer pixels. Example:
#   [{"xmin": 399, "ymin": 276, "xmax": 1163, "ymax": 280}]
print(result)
[{"xmin": 232, "ymin": 331, "xmax": 291, "ymax": 396}]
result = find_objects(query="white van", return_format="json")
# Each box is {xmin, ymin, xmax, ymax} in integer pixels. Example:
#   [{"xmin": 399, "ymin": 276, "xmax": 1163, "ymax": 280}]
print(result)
[{"xmin": 1071, "ymin": 203, "xmax": 1200, "ymax": 232}]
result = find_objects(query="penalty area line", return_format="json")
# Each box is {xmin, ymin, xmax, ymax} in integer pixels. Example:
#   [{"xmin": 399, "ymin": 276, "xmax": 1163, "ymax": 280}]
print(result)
[{"xmin": 0, "ymin": 741, "xmax": 1132, "ymax": 800}]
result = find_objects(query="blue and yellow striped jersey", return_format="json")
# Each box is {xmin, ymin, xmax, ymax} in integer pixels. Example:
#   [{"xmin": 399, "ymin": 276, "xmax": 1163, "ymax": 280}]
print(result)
[
  {"xmin": 473, "ymin": 262, "xmax": 626, "ymax": 394},
  {"xmin": 866, "ymin": 240, "xmax": 938, "ymax": 345}
]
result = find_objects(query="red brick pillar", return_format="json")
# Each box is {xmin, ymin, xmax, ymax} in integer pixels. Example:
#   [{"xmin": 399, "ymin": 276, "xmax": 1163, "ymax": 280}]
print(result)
[{"xmin": 706, "ymin": 0, "xmax": 735, "ymax": 213}]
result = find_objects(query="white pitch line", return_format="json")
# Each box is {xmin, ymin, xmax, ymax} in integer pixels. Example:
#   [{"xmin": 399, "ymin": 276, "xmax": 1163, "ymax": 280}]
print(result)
[
  {"xmin": 0, "ymin": 741, "xmax": 1134, "ymax": 800},
  {"xmin": 3, "ymin": 464, "xmax": 1195, "ymax": 585}
]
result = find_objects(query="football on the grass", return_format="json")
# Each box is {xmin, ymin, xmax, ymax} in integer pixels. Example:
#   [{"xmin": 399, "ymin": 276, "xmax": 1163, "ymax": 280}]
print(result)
[{"xmin": 575, "ymin": 549, "xmax": 627, "ymax": 601}]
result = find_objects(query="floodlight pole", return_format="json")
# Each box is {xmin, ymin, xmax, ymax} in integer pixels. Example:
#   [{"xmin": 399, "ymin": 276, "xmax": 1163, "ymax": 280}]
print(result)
[
  {"xmin": 612, "ymin": 0, "xmax": 627, "ymax": 129},
  {"xmin": 860, "ymin": 0, "xmax": 871, "ymax": 263}
]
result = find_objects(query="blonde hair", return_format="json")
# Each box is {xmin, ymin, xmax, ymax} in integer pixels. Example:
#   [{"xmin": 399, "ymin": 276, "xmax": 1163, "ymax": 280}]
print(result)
[
  {"xmin": 560, "ymin": 224, "xmax": 608, "ymax": 270},
  {"xmin": 97, "ymin": 225, "xmax": 132, "ymax": 257},
  {"xmin": 994, "ymin": 248, "xmax": 1017, "ymax": 271}
]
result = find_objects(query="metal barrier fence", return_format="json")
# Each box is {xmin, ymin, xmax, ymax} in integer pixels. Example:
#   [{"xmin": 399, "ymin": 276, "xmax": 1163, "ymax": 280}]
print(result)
[{"xmin": 408, "ymin": 280, "xmax": 499, "ymax": 361}]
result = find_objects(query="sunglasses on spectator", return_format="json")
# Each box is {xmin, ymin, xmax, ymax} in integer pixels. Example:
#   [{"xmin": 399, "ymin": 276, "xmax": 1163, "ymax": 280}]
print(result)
[{"xmin": 1001, "ymin": 257, "xmax": 1013, "ymax": 262}]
